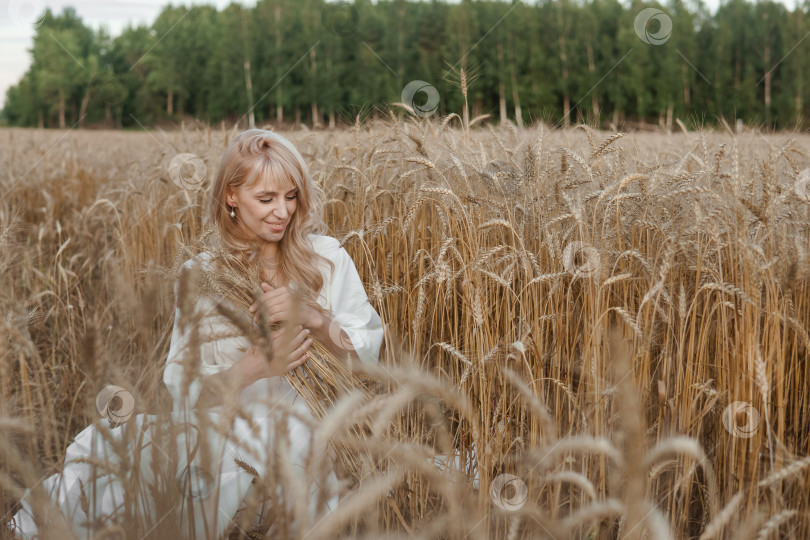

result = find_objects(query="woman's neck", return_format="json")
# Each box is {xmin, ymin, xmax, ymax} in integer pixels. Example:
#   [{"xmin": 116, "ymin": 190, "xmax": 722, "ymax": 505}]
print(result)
[
  {"xmin": 261, "ymin": 243, "xmax": 279, "ymax": 266},
  {"xmin": 260, "ymin": 265, "xmax": 286, "ymax": 287}
]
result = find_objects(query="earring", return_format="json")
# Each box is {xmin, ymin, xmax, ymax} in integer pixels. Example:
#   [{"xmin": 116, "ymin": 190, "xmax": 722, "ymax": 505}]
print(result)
[{"xmin": 229, "ymin": 206, "xmax": 236, "ymax": 218}]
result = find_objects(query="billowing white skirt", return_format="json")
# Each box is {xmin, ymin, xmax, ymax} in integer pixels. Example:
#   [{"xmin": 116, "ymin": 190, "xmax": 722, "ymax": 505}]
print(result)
[{"xmin": 10, "ymin": 379, "xmax": 338, "ymax": 539}]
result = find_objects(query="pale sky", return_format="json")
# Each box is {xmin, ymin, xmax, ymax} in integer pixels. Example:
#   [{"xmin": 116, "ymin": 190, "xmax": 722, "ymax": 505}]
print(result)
[
  {"xmin": 0, "ymin": 0, "xmax": 238, "ymax": 106},
  {"xmin": 0, "ymin": 0, "xmax": 799, "ymax": 110}
]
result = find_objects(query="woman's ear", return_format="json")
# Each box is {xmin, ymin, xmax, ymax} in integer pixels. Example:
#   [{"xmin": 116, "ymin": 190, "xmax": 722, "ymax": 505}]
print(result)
[{"xmin": 225, "ymin": 187, "xmax": 236, "ymax": 207}]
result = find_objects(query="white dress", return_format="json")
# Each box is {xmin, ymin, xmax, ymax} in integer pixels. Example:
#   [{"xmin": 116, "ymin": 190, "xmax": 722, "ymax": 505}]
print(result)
[{"xmin": 10, "ymin": 234, "xmax": 385, "ymax": 539}]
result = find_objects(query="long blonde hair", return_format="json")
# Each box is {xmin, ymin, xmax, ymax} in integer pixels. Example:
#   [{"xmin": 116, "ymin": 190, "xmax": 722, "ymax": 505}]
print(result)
[{"xmin": 206, "ymin": 129, "xmax": 334, "ymax": 317}]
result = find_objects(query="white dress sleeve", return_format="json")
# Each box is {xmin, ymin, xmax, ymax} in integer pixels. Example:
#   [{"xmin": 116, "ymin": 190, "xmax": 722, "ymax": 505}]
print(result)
[
  {"xmin": 163, "ymin": 258, "xmax": 246, "ymax": 411},
  {"xmin": 325, "ymin": 244, "xmax": 384, "ymax": 365}
]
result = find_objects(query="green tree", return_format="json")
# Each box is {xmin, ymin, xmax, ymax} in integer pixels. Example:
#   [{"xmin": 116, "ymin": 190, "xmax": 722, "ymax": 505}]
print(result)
[
  {"xmin": 28, "ymin": 7, "xmax": 93, "ymax": 128},
  {"xmin": 142, "ymin": 6, "xmax": 190, "ymax": 118},
  {"xmin": 206, "ymin": 4, "xmax": 257, "ymax": 125}
]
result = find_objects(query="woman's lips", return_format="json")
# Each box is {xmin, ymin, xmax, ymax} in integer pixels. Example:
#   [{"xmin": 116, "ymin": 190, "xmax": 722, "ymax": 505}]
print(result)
[{"xmin": 265, "ymin": 221, "xmax": 286, "ymax": 232}]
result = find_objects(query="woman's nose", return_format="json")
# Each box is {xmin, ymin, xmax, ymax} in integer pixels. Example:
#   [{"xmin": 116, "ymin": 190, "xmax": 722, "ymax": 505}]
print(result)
[{"xmin": 272, "ymin": 200, "xmax": 288, "ymax": 218}]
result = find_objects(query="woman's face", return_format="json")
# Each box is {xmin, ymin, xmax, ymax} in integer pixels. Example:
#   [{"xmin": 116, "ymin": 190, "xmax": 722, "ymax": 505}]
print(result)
[{"xmin": 226, "ymin": 174, "xmax": 299, "ymax": 244}]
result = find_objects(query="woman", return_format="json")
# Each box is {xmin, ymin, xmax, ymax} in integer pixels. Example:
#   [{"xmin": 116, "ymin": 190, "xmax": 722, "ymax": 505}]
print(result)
[{"xmin": 11, "ymin": 129, "xmax": 385, "ymax": 538}]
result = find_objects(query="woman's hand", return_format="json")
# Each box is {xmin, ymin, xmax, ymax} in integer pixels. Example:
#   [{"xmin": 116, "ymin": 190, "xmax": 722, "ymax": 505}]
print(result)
[
  {"xmin": 236, "ymin": 325, "xmax": 313, "ymax": 387},
  {"xmin": 248, "ymin": 283, "xmax": 361, "ymax": 363},
  {"xmin": 249, "ymin": 282, "xmax": 323, "ymax": 330},
  {"xmin": 196, "ymin": 326, "xmax": 312, "ymax": 408}
]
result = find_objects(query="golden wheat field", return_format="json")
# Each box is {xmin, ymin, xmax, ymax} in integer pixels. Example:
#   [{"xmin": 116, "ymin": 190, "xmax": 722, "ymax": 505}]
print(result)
[{"xmin": 1, "ymin": 119, "xmax": 810, "ymax": 540}]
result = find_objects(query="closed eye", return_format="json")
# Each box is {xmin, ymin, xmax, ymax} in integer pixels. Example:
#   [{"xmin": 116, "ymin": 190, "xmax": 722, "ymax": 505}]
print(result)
[{"xmin": 259, "ymin": 193, "xmax": 298, "ymax": 203}]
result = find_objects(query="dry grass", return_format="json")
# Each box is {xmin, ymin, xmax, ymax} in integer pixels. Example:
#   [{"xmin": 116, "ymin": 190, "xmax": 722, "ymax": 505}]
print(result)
[{"xmin": 1, "ymin": 118, "xmax": 809, "ymax": 539}]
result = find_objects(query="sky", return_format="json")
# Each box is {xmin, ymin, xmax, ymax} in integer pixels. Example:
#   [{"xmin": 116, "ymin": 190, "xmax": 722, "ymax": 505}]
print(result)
[
  {"xmin": 0, "ymin": 0, "xmax": 235, "ymax": 105},
  {"xmin": 0, "ymin": 0, "xmax": 801, "ymax": 108}
]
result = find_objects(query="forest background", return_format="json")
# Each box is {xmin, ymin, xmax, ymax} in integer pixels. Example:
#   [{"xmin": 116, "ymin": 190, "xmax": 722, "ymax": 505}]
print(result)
[{"xmin": 3, "ymin": 0, "xmax": 810, "ymax": 132}]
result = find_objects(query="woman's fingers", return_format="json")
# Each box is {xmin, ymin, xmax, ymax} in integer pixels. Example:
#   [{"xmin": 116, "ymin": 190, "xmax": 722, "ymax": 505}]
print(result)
[
  {"xmin": 255, "ymin": 290, "xmax": 296, "ymax": 315},
  {"xmin": 269, "ymin": 326, "xmax": 308, "ymax": 351},
  {"xmin": 267, "ymin": 310, "xmax": 287, "ymax": 325},
  {"xmin": 291, "ymin": 327, "xmax": 310, "ymax": 347},
  {"xmin": 301, "ymin": 336, "xmax": 313, "ymax": 353},
  {"xmin": 271, "ymin": 324, "xmax": 301, "ymax": 336},
  {"xmin": 283, "ymin": 331, "xmax": 310, "ymax": 360},
  {"xmin": 255, "ymin": 306, "xmax": 297, "ymax": 326},
  {"xmin": 259, "ymin": 288, "xmax": 289, "ymax": 306},
  {"xmin": 288, "ymin": 334, "xmax": 312, "ymax": 360},
  {"xmin": 260, "ymin": 295, "xmax": 286, "ymax": 310},
  {"xmin": 252, "ymin": 290, "xmax": 307, "ymax": 327},
  {"xmin": 286, "ymin": 340, "xmax": 312, "ymax": 370},
  {"xmin": 251, "ymin": 291, "xmax": 282, "ymax": 313},
  {"xmin": 263, "ymin": 325, "xmax": 312, "ymax": 374}
]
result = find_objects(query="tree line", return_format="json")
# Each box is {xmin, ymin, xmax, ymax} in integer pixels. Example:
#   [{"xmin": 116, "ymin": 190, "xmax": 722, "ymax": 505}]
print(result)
[{"xmin": 3, "ymin": 0, "xmax": 808, "ymax": 131}]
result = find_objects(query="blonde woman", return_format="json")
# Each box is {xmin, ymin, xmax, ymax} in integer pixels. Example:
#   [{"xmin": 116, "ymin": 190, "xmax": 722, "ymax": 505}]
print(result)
[
  {"xmin": 164, "ymin": 128, "xmax": 384, "ymax": 412},
  {"xmin": 11, "ymin": 129, "xmax": 384, "ymax": 538}
]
